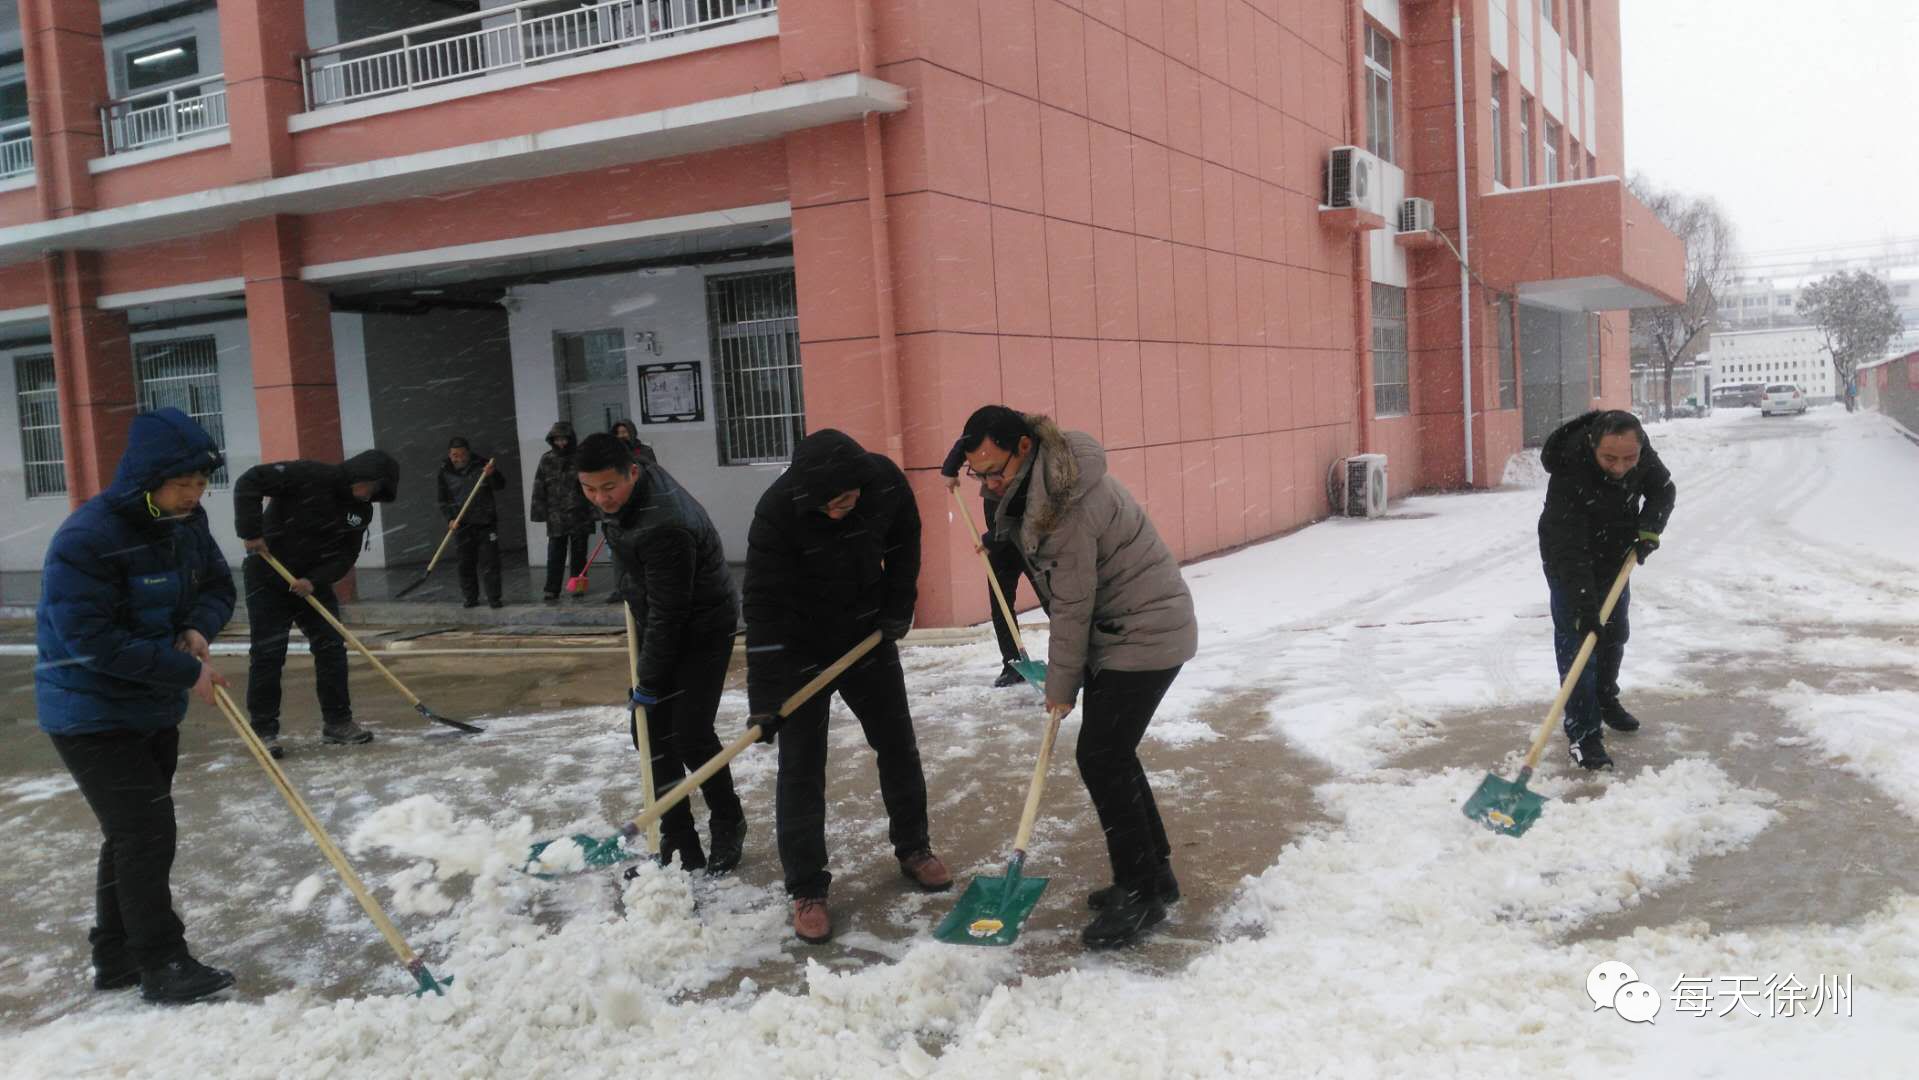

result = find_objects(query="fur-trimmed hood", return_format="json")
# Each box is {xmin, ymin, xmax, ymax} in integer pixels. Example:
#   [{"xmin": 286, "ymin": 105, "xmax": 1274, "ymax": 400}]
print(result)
[{"xmin": 1021, "ymin": 414, "xmax": 1107, "ymax": 536}]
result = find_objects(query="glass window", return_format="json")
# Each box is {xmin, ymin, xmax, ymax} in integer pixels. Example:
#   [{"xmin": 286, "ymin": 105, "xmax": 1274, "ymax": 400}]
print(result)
[
  {"xmin": 134, "ymin": 336, "xmax": 229, "ymax": 486},
  {"xmin": 1489, "ymin": 71, "xmax": 1506, "ymax": 185},
  {"xmin": 122, "ymin": 37, "xmax": 200, "ymax": 94},
  {"xmin": 1371, "ymin": 284, "xmax": 1409, "ymax": 417},
  {"xmin": 15, "ymin": 353, "xmax": 66, "ymax": 499},
  {"xmin": 708, "ymin": 269, "xmax": 804, "ymax": 465},
  {"xmin": 1542, "ymin": 120, "xmax": 1561, "ymax": 184},
  {"xmin": 1519, "ymin": 97, "xmax": 1534, "ymax": 186},
  {"xmin": 1364, "ymin": 26, "xmax": 1395, "ymax": 163},
  {"xmin": 1497, "ymin": 296, "xmax": 1518, "ymax": 409},
  {"xmin": 1540, "ymin": 0, "xmax": 1554, "ymax": 28},
  {"xmin": 0, "ymin": 81, "xmax": 27, "ymax": 125}
]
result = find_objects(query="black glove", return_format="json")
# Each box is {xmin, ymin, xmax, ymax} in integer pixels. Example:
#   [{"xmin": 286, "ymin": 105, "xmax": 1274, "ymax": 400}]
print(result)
[
  {"xmin": 878, "ymin": 618, "xmax": 911, "ymax": 643},
  {"xmin": 749, "ymin": 712, "xmax": 782, "ymax": 744},
  {"xmin": 1571, "ymin": 595, "xmax": 1604, "ymax": 638},
  {"xmin": 1634, "ymin": 531, "xmax": 1661, "ymax": 565}
]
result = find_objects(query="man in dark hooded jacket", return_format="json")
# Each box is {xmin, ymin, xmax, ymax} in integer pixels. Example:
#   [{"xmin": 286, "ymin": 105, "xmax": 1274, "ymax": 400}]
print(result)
[
  {"xmin": 941, "ymin": 437, "xmax": 1039, "ymax": 687},
  {"xmin": 743, "ymin": 429, "xmax": 949, "ymax": 944},
  {"xmin": 437, "ymin": 436, "xmax": 505, "ymax": 609},
  {"xmin": 1537, "ymin": 409, "xmax": 1676, "ymax": 771},
  {"xmin": 530, "ymin": 420, "xmax": 593, "ymax": 601},
  {"xmin": 576, "ymin": 433, "xmax": 746, "ymax": 874},
  {"xmin": 37, "ymin": 407, "xmax": 238, "ymax": 1004},
  {"xmin": 234, "ymin": 447, "xmax": 400, "ymax": 753}
]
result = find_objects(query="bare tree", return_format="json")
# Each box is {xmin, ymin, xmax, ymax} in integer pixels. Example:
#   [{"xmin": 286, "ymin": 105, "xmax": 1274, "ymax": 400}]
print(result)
[
  {"xmin": 1627, "ymin": 175, "xmax": 1736, "ymax": 419},
  {"xmin": 1797, "ymin": 270, "xmax": 1903, "ymax": 412}
]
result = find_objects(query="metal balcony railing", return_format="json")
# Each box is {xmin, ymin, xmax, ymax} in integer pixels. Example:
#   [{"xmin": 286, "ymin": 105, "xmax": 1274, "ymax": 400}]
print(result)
[
  {"xmin": 301, "ymin": 0, "xmax": 777, "ymax": 109},
  {"xmin": 0, "ymin": 122, "xmax": 33, "ymax": 179},
  {"xmin": 101, "ymin": 75, "xmax": 230, "ymax": 154}
]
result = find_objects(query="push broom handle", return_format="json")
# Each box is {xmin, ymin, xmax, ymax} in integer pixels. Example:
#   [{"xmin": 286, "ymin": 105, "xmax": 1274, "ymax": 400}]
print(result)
[
  {"xmin": 625, "ymin": 603, "xmax": 660, "ymax": 851},
  {"xmin": 210, "ymin": 685, "xmax": 420, "ymax": 970},
  {"xmin": 422, "ymin": 466, "xmax": 491, "ymax": 577},
  {"xmin": 950, "ymin": 488, "xmax": 1028, "ymax": 658},
  {"xmin": 1010, "ymin": 706, "xmax": 1064, "ymax": 855},
  {"xmin": 624, "ymin": 630, "xmax": 883, "ymax": 837},
  {"xmin": 1518, "ymin": 554, "xmax": 1638, "ymax": 774},
  {"xmin": 259, "ymin": 551, "xmax": 428, "ymax": 711}
]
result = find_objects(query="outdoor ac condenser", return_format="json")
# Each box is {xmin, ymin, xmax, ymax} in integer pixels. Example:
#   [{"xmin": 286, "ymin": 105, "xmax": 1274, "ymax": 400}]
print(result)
[
  {"xmin": 1397, "ymin": 196, "xmax": 1435, "ymax": 234},
  {"xmin": 1327, "ymin": 453, "xmax": 1389, "ymax": 519},
  {"xmin": 1325, "ymin": 146, "xmax": 1383, "ymax": 215}
]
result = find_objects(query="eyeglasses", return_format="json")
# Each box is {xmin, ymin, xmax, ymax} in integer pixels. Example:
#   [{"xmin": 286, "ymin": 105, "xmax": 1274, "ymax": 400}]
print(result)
[{"xmin": 964, "ymin": 455, "xmax": 1014, "ymax": 481}]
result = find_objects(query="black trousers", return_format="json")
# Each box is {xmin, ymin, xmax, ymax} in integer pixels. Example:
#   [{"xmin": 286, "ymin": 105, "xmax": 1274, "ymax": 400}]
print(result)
[
  {"xmin": 455, "ymin": 525, "xmax": 502, "ymax": 603},
  {"xmin": 244, "ymin": 555, "xmax": 351, "ymax": 734},
  {"xmin": 629, "ymin": 629, "xmax": 744, "ymax": 856},
  {"xmin": 775, "ymin": 641, "xmax": 931, "ymax": 898},
  {"xmin": 1075, "ymin": 664, "xmax": 1183, "ymax": 894},
  {"xmin": 49, "ymin": 727, "xmax": 187, "ymax": 971},
  {"xmin": 1549, "ymin": 581, "xmax": 1631, "ymax": 742},
  {"xmin": 980, "ymin": 496, "xmax": 1034, "ymax": 664},
  {"xmin": 542, "ymin": 530, "xmax": 591, "ymax": 596}
]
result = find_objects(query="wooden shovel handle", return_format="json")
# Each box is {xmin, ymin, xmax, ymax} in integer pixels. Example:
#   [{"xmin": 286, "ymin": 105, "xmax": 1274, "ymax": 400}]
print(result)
[
  {"xmin": 624, "ymin": 602, "xmax": 659, "ymax": 851},
  {"xmin": 258, "ymin": 551, "xmax": 423, "ymax": 710},
  {"xmin": 423, "ymin": 471, "xmax": 490, "ymax": 576},
  {"xmin": 1010, "ymin": 706, "xmax": 1063, "ymax": 854},
  {"xmin": 950, "ymin": 488, "xmax": 1028, "ymax": 658},
  {"xmin": 1519, "ymin": 554, "xmax": 1638, "ymax": 772}
]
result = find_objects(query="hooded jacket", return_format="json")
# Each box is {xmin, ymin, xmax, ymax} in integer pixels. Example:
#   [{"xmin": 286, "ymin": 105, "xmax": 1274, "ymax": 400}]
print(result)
[
  {"xmin": 742, "ymin": 429, "xmax": 920, "ymax": 712},
  {"xmin": 601, "ymin": 462, "xmax": 738, "ymax": 690},
  {"xmin": 36, "ymin": 408, "xmax": 236, "ymax": 736},
  {"xmin": 232, "ymin": 450, "xmax": 399, "ymax": 585},
  {"xmin": 437, "ymin": 452, "xmax": 505, "ymax": 530},
  {"xmin": 530, "ymin": 421, "xmax": 592, "ymax": 536},
  {"xmin": 1536, "ymin": 410, "xmax": 1677, "ymax": 601},
  {"xmin": 992, "ymin": 416, "xmax": 1197, "ymax": 706}
]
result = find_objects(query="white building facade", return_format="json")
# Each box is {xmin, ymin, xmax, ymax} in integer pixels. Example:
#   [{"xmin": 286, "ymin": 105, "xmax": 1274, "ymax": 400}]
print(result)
[{"xmin": 1708, "ymin": 327, "xmax": 1836, "ymax": 405}]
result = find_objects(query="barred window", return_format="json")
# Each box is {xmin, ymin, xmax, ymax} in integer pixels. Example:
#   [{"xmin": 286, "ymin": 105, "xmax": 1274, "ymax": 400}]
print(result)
[
  {"xmin": 134, "ymin": 336, "xmax": 229, "ymax": 486},
  {"xmin": 15, "ymin": 353, "xmax": 66, "ymax": 498},
  {"xmin": 707, "ymin": 269, "xmax": 804, "ymax": 466},
  {"xmin": 1371, "ymin": 284, "xmax": 1409, "ymax": 417}
]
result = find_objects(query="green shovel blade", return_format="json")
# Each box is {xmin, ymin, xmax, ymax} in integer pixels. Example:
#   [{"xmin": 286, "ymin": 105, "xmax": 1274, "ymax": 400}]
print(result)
[
  {"xmin": 1461, "ymin": 771, "xmax": 1546, "ymax": 838},
  {"xmin": 934, "ymin": 872, "xmax": 1051, "ymax": 947},
  {"xmin": 1010, "ymin": 658, "xmax": 1047, "ymax": 689},
  {"xmin": 409, "ymin": 967, "xmax": 453, "ymax": 997},
  {"xmin": 522, "ymin": 833, "xmax": 640, "ymax": 878}
]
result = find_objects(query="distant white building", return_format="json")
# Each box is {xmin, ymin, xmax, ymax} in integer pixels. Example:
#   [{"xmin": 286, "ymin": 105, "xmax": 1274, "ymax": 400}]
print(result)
[{"xmin": 1708, "ymin": 327, "xmax": 1836, "ymax": 403}]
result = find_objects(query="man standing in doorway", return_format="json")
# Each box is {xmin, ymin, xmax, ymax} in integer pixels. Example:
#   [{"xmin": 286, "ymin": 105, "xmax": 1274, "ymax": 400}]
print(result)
[
  {"xmin": 234, "ymin": 447, "xmax": 400, "ymax": 756},
  {"xmin": 743, "ymin": 429, "xmax": 950, "ymax": 944},
  {"xmin": 437, "ymin": 436, "xmax": 505, "ymax": 609},
  {"xmin": 1538, "ymin": 409, "xmax": 1676, "ymax": 771},
  {"xmin": 574, "ymin": 432, "xmax": 747, "ymax": 874},
  {"xmin": 531, "ymin": 421, "xmax": 593, "ymax": 602}
]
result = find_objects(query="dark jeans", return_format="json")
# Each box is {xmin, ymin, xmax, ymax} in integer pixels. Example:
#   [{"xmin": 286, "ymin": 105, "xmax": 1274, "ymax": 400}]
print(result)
[
  {"xmin": 980, "ymin": 496, "xmax": 1035, "ymax": 664},
  {"xmin": 1549, "ymin": 581, "xmax": 1631, "ymax": 742},
  {"xmin": 244, "ymin": 555, "xmax": 351, "ymax": 734},
  {"xmin": 542, "ymin": 531, "xmax": 591, "ymax": 596},
  {"xmin": 48, "ymin": 727, "xmax": 188, "ymax": 971},
  {"xmin": 775, "ymin": 641, "xmax": 931, "ymax": 899},
  {"xmin": 1075, "ymin": 664, "xmax": 1182, "ymax": 894},
  {"xmin": 629, "ymin": 629, "xmax": 744, "ymax": 854},
  {"xmin": 455, "ymin": 525, "xmax": 502, "ymax": 604}
]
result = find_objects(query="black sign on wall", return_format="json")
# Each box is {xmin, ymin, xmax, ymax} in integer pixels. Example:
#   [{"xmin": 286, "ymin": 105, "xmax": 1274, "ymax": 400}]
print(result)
[{"xmin": 638, "ymin": 361, "xmax": 704, "ymax": 424}]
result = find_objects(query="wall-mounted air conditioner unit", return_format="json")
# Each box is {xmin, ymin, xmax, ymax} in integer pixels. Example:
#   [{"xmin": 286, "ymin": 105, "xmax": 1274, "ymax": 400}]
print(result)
[
  {"xmin": 1397, "ymin": 196, "xmax": 1435, "ymax": 234},
  {"xmin": 1327, "ymin": 453, "xmax": 1389, "ymax": 518},
  {"xmin": 1324, "ymin": 146, "xmax": 1386, "ymax": 217}
]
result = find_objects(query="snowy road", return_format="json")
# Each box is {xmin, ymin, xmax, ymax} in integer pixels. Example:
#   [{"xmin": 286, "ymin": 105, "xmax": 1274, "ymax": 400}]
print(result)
[{"xmin": 3, "ymin": 407, "xmax": 1916, "ymax": 1077}]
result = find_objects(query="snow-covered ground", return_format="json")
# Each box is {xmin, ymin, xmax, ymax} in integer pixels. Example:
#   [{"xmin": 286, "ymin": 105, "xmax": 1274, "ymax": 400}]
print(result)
[{"xmin": 5, "ymin": 406, "xmax": 1918, "ymax": 1077}]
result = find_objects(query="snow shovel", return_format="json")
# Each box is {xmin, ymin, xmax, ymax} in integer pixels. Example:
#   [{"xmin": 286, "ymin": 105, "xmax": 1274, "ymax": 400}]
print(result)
[
  {"xmin": 933, "ymin": 701, "xmax": 1064, "ymax": 946},
  {"xmin": 623, "ymin": 603, "xmax": 661, "ymax": 854},
  {"xmin": 1461, "ymin": 554, "xmax": 1637, "ymax": 837},
  {"xmin": 949, "ymin": 488, "xmax": 1046, "ymax": 688},
  {"xmin": 523, "ymin": 630, "xmax": 883, "ymax": 876},
  {"xmin": 258, "ymin": 551, "xmax": 483, "ymax": 734},
  {"xmin": 209, "ymin": 684, "xmax": 453, "ymax": 996},
  {"xmin": 394, "ymin": 460, "xmax": 494, "ymax": 599},
  {"xmin": 567, "ymin": 534, "xmax": 608, "ymax": 596}
]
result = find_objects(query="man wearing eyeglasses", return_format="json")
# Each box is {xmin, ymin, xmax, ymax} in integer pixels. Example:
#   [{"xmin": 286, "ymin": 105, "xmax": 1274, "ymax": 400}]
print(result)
[
  {"xmin": 956, "ymin": 405, "xmax": 1197, "ymax": 949},
  {"xmin": 941, "ymin": 437, "xmax": 1040, "ymax": 687},
  {"xmin": 741, "ymin": 428, "xmax": 951, "ymax": 944}
]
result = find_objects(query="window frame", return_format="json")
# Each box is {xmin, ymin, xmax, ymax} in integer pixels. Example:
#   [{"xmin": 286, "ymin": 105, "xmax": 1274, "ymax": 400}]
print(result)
[
  {"xmin": 1370, "ymin": 283, "xmax": 1410, "ymax": 418},
  {"xmin": 1363, "ymin": 24, "xmax": 1396, "ymax": 164},
  {"xmin": 132, "ymin": 334, "xmax": 230, "ymax": 488},
  {"xmin": 14, "ymin": 352, "xmax": 66, "ymax": 500},
  {"xmin": 1489, "ymin": 69, "xmax": 1506, "ymax": 186},
  {"xmin": 707, "ymin": 268, "xmax": 805, "ymax": 467}
]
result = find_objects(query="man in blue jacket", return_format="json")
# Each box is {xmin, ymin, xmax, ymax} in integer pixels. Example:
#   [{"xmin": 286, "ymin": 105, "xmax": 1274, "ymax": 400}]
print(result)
[{"xmin": 37, "ymin": 408, "xmax": 238, "ymax": 1005}]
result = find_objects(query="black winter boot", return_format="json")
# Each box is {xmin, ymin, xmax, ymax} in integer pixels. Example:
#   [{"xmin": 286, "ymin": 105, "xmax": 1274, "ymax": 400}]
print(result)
[
  {"xmin": 91, "ymin": 949, "xmax": 139, "ymax": 991},
  {"xmin": 707, "ymin": 819, "xmax": 747, "ymax": 876},
  {"xmin": 1088, "ymin": 863, "xmax": 1180, "ymax": 910},
  {"xmin": 1599, "ymin": 700, "xmax": 1641, "ymax": 733},
  {"xmin": 140, "ymin": 956, "xmax": 234, "ymax": 1004},
  {"xmin": 992, "ymin": 664, "xmax": 1024, "ymax": 688},
  {"xmin": 1081, "ymin": 890, "xmax": 1166, "ymax": 949},
  {"xmin": 1569, "ymin": 733, "xmax": 1614, "ymax": 771}
]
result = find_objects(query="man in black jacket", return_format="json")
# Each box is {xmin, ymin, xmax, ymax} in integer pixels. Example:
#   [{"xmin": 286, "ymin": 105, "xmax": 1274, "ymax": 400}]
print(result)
[
  {"xmin": 234, "ymin": 449, "xmax": 400, "ymax": 754},
  {"xmin": 437, "ymin": 436, "xmax": 506, "ymax": 609},
  {"xmin": 531, "ymin": 421, "xmax": 593, "ymax": 602},
  {"xmin": 575, "ymin": 433, "xmax": 746, "ymax": 874},
  {"xmin": 941, "ymin": 436, "xmax": 1038, "ymax": 687},
  {"xmin": 1537, "ymin": 410, "xmax": 1676, "ymax": 771},
  {"xmin": 743, "ymin": 429, "xmax": 949, "ymax": 944}
]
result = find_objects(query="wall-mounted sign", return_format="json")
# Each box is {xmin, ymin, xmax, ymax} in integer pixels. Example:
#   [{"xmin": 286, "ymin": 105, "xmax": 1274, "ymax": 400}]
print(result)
[{"xmin": 638, "ymin": 361, "xmax": 703, "ymax": 424}]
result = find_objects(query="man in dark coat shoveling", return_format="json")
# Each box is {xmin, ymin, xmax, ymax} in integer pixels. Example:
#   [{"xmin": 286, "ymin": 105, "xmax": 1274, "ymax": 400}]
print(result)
[
  {"xmin": 436, "ymin": 436, "xmax": 505, "ymax": 609},
  {"xmin": 1537, "ymin": 409, "xmax": 1676, "ymax": 772}
]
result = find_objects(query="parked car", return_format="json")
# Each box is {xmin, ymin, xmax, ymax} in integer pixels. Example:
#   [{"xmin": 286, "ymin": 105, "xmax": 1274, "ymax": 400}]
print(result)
[
  {"xmin": 1760, "ymin": 383, "xmax": 1809, "ymax": 417},
  {"xmin": 1712, "ymin": 383, "xmax": 1765, "ymax": 408}
]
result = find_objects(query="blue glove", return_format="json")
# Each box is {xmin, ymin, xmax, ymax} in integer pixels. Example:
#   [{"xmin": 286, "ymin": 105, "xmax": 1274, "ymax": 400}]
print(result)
[{"xmin": 628, "ymin": 686, "xmax": 659, "ymax": 707}]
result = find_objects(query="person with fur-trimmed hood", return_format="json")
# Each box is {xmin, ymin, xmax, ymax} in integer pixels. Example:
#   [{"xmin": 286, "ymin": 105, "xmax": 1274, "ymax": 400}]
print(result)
[
  {"xmin": 531, "ymin": 420, "xmax": 594, "ymax": 602},
  {"xmin": 956, "ymin": 405, "xmax": 1197, "ymax": 949},
  {"xmin": 1537, "ymin": 409, "xmax": 1676, "ymax": 772},
  {"xmin": 234, "ymin": 446, "xmax": 399, "ymax": 755},
  {"xmin": 743, "ymin": 429, "xmax": 950, "ymax": 944}
]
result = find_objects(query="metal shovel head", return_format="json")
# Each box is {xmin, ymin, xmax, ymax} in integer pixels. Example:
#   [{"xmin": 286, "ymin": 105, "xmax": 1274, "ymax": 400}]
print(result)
[
  {"xmin": 1460, "ymin": 771, "xmax": 1546, "ymax": 838},
  {"xmin": 1010, "ymin": 658, "xmax": 1048, "ymax": 689},
  {"xmin": 417, "ymin": 703, "xmax": 484, "ymax": 735},
  {"xmin": 934, "ymin": 872, "xmax": 1050, "ymax": 947},
  {"xmin": 393, "ymin": 573, "xmax": 432, "ymax": 599},
  {"xmin": 522, "ymin": 833, "xmax": 639, "ymax": 878},
  {"xmin": 409, "ymin": 966, "xmax": 453, "ymax": 997}
]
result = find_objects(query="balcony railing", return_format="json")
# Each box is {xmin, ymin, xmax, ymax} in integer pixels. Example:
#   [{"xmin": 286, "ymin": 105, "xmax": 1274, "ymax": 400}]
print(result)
[
  {"xmin": 101, "ymin": 75, "xmax": 230, "ymax": 154},
  {"xmin": 301, "ymin": 0, "xmax": 777, "ymax": 109},
  {"xmin": 0, "ymin": 122, "xmax": 33, "ymax": 179}
]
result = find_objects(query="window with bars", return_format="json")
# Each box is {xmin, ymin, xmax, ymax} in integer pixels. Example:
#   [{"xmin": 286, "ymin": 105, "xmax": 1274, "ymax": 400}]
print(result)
[
  {"xmin": 1364, "ymin": 25, "xmax": 1395, "ymax": 164},
  {"xmin": 1371, "ymin": 284, "xmax": 1409, "ymax": 417},
  {"xmin": 133, "ymin": 336, "xmax": 229, "ymax": 486},
  {"xmin": 707, "ymin": 269, "xmax": 804, "ymax": 466},
  {"xmin": 15, "ymin": 353, "xmax": 66, "ymax": 498},
  {"xmin": 1497, "ymin": 295, "xmax": 1518, "ymax": 409}
]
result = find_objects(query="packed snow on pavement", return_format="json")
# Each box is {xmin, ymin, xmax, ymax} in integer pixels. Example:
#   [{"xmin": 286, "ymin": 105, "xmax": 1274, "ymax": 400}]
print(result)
[{"xmin": 3, "ymin": 406, "xmax": 1917, "ymax": 1077}]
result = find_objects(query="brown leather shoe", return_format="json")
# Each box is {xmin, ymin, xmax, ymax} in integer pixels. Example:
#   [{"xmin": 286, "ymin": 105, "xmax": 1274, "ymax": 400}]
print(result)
[
  {"xmin": 899, "ymin": 849, "xmax": 953, "ymax": 892},
  {"xmin": 792, "ymin": 897, "xmax": 832, "ymax": 944}
]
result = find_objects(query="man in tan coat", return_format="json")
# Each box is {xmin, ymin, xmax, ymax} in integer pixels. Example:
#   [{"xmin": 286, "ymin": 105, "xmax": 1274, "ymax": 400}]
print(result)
[{"xmin": 956, "ymin": 405, "xmax": 1197, "ymax": 948}]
